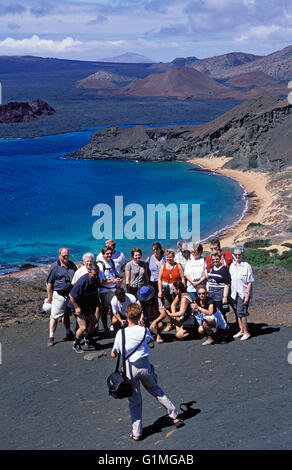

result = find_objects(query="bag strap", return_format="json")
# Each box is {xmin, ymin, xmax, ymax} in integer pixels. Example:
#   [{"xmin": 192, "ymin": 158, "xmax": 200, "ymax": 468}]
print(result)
[
  {"xmin": 121, "ymin": 327, "xmax": 127, "ymax": 378},
  {"xmin": 125, "ymin": 326, "xmax": 147, "ymax": 361},
  {"xmin": 122, "ymin": 326, "xmax": 147, "ymax": 364},
  {"xmin": 115, "ymin": 352, "xmax": 121, "ymax": 373},
  {"xmin": 99, "ymin": 259, "xmax": 118, "ymax": 276},
  {"xmin": 116, "ymin": 327, "xmax": 147, "ymax": 377},
  {"xmin": 167, "ymin": 262, "xmax": 176, "ymax": 283}
]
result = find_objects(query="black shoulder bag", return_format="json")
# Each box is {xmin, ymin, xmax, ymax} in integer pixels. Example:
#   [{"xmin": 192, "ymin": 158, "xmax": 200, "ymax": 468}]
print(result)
[{"xmin": 107, "ymin": 327, "xmax": 147, "ymax": 399}]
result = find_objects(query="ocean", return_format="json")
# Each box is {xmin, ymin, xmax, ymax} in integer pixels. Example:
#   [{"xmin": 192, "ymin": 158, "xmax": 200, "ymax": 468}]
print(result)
[{"xmin": 0, "ymin": 126, "xmax": 246, "ymax": 274}]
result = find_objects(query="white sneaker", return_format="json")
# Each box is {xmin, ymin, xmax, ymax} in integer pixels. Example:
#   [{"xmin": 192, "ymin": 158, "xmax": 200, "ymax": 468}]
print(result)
[
  {"xmin": 109, "ymin": 325, "xmax": 114, "ymax": 332},
  {"xmin": 233, "ymin": 331, "xmax": 244, "ymax": 339},
  {"xmin": 240, "ymin": 333, "xmax": 251, "ymax": 341}
]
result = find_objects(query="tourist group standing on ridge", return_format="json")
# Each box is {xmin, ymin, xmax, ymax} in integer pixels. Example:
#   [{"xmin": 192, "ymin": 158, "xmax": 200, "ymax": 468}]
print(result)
[{"xmin": 45, "ymin": 237, "xmax": 254, "ymax": 352}]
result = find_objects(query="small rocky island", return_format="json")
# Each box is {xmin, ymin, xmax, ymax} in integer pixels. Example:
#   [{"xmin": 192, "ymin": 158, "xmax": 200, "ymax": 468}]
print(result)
[{"xmin": 0, "ymin": 99, "xmax": 55, "ymax": 123}]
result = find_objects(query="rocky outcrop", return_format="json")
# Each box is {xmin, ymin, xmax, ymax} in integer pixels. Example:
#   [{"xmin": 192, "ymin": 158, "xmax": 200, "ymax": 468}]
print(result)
[
  {"xmin": 187, "ymin": 96, "xmax": 292, "ymax": 171},
  {"xmin": 71, "ymin": 124, "xmax": 193, "ymax": 161},
  {"xmin": 71, "ymin": 95, "xmax": 292, "ymax": 171},
  {"xmin": 0, "ymin": 99, "xmax": 55, "ymax": 123},
  {"xmin": 76, "ymin": 70, "xmax": 133, "ymax": 89}
]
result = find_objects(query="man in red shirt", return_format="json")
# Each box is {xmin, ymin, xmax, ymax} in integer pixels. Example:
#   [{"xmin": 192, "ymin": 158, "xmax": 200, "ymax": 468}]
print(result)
[{"xmin": 205, "ymin": 238, "xmax": 233, "ymax": 272}]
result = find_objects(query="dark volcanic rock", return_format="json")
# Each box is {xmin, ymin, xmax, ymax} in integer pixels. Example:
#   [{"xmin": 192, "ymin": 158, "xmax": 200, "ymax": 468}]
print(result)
[
  {"xmin": 0, "ymin": 99, "xmax": 55, "ymax": 123},
  {"xmin": 70, "ymin": 96, "xmax": 292, "ymax": 170},
  {"xmin": 71, "ymin": 124, "xmax": 194, "ymax": 161},
  {"xmin": 189, "ymin": 96, "xmax": 292, "ymax": 171}
]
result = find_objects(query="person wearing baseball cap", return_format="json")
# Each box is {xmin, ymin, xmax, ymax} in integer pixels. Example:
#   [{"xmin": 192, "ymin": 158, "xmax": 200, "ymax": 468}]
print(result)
[{"xmin": 137, "ymin": 285, "xmax": 165, "ymax": 343}]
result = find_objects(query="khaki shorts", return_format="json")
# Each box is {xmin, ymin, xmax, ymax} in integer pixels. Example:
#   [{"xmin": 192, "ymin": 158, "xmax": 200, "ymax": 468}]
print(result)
[{"xmin": 50, "ymin": 291, "xmax": 69, "ymax": 320}]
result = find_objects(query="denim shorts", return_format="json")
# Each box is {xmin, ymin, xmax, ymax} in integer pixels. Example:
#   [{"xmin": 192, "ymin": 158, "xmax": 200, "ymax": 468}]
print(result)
[{"xmin": 234, "ymin": 295, "xmax": 249, "ymax": 318}]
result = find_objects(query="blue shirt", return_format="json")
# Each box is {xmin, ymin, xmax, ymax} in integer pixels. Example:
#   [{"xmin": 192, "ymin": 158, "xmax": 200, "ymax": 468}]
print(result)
[
  {"xmin": 46, "ymin": 259, "xmax": 77, "ymax": 293},
  {"xmin": 147, "ymin": 255, "xmax": 166, "ymax": 282},
  {"xmin": 68, "ymin": 273, "xmax": 100, "ymax": 315}
]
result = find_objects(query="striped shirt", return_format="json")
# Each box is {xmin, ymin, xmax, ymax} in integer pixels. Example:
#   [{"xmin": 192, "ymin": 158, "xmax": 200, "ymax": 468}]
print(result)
[{"xmin": 208, "ymin": 265, "xmax": 231, "ymax": 302}]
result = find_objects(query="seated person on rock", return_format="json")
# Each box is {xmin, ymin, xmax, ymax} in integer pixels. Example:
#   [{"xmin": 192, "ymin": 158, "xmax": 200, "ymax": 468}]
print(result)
[
  {"xmin": 165, "ymin": 281, "xmax": 198, "ymax": 341},
  {"xmin": 111, "ymin": 287, "xmax": 137, "ymax": 332},
  {"xmin": 192, "ymin": 284, "xmax": 227, "ymax": 346}
]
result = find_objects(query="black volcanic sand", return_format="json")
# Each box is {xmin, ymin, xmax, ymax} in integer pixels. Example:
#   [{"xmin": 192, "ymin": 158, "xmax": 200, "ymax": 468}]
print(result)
[
  {"xmin": 0, "ymin": 265, "xmax": 292, "ymax": 450},
  {"xmin": 0, "ymin": 317, "xmax": 291, "ymax": 451}
]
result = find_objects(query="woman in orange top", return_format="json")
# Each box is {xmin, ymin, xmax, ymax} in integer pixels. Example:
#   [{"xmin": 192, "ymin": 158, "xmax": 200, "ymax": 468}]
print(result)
[{"xmin": 157, "ymin": 249, "xmax": 185, "ymax": 334}]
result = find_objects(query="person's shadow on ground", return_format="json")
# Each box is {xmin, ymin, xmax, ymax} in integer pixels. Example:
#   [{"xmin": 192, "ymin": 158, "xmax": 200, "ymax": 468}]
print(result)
[
  {"xmin": 140, "ymin": 401, "xmax": 200, "ymax": 440},
  {"xmin": 214, "ymin": 322, "xmax": 280, "ymax": 344},
  {"xmin": 247, "ymin": 322, "xmax": 280, "ymax": 337}
]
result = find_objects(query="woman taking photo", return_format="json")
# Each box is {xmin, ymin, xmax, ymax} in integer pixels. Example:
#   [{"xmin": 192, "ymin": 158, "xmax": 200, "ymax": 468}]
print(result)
[
  {"xmin": 111, "ymin": 303, "xmax": 183, "ymax": 441},
  {"xmin": 125, "ymin": 248, "xmax": 149, "ymax": 297}
]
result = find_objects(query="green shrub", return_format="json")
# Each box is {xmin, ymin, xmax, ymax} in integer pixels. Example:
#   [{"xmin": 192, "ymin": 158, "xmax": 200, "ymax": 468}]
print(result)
[
  {"xmin": 244, "ymin": 239, "xmax": 271, "ymax": 248},
  {"xmin": 248, "ymin": 157, "xmax": 258, "ymax": 169},
  {"xmin": 281, "ymin": 242, "xmax": 292, "ymax": 249},
  {"xmin": 231, "ymin": 162, "xmax": 240, "ymax": 169},
  {"xmin": 277, "ymin": 249, "xmax": 292, "ymax": 260},
  {"xmin": 274, "ymin": 256, "xmax": 292, "ymax": 270},
  {"xmin": 247, "ymin": 222, "xmax": 264, "ymax": 229},
  {"xmin": 244, "ymin": 248, "xmax": 271, "ymax": 266}
]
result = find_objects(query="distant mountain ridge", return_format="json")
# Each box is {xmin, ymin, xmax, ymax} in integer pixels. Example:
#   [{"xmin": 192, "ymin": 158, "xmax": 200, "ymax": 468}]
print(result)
[
  {"xmin": 74, "ymin": 45, "xmax": 291, "ymax": 99},
  {"xmin": 190, "ymin": 45, "xmax": 292, "ymax": 80},
  {"xmin": 98, "ymin": 53, "xmax": 154, "ymax": 63},
  {"xmin": 79, "ymin": 66, "xmax": 287, "ymax": 100}
]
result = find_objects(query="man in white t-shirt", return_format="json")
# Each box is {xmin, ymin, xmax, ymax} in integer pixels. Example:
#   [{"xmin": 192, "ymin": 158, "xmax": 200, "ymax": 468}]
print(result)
[
  {"xmin": 111, "ymin": 303, "xmax": 181, "ymax": 440},
  {"xmin": 96, "ymin": 239, "xmax": 125, "ymax": 276},
  {"xmin": 184, "ymin": 243, "xmax": 207, "ymax": 293},
  {"xmin": 111, "ymin": 287, "xmax": 138, "ymax": 331}
]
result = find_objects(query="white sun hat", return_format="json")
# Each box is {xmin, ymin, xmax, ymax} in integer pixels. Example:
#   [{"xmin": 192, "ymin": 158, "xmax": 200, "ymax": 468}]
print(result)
[{"xmin": 42, "ymin": 298, "xmax": 52, "ymax": 313}]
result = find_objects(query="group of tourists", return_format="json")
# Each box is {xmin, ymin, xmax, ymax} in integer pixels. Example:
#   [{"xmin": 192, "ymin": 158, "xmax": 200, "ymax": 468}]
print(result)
[
  {"xmin": 44, "ymin": 237, "xmax": 254, "ymax": 441},
  {"xmin": 45, "ymin": 237, "xmax": 254, "ymax": 351}
]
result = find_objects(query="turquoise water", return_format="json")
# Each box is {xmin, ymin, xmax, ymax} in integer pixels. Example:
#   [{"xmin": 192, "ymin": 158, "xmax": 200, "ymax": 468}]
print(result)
[{"xmin": 0, "ymin": 127, "xmax": 246, "ymax": 273}]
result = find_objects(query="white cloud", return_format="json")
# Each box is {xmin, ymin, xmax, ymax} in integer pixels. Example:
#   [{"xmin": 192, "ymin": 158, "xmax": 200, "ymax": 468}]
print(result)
[
  {"xmin": 0, "ymin": 1, "xmax": 290, "ymax": 60},
  {"xmin": 236, "ymin": 24, "xmax": 281, "ymax": 42},
  {"xmin": 0, "ymin": 35, "xmax": 84, "ymax": 54}
]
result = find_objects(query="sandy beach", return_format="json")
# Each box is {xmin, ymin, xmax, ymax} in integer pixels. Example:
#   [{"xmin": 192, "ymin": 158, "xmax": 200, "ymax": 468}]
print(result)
[{"xmin": 190, "ymin": 156, "xmax": 292, "ymax": 252}]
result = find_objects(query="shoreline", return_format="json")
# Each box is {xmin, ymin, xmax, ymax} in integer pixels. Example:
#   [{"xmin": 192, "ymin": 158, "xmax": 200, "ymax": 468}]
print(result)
[
  {"xmin": 189, "ymin": 156, "xmax": 292, "ymax": 253},
  {"xmin": 1, "ymin": 155, "xmax": 291, "ymax": 278}
]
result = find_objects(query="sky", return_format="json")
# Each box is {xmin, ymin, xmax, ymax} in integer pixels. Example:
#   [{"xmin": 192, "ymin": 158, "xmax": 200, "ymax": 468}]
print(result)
[{"xmin": 0, "ymin": 0, "xmax": 291, "ymax": 62}]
